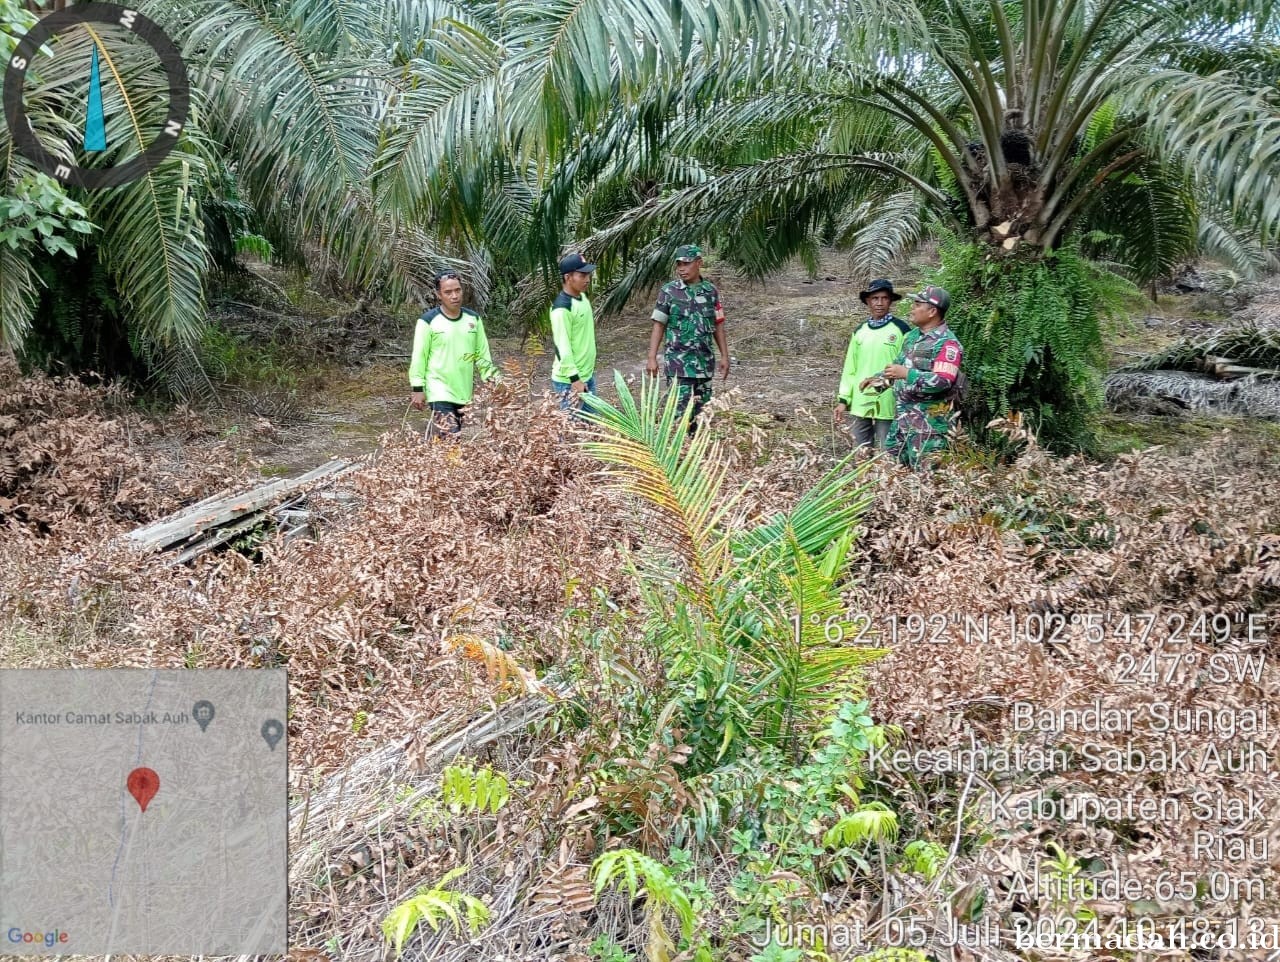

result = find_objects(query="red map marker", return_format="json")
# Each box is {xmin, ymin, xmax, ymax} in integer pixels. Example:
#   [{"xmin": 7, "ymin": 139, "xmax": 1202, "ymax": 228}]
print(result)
[{"xmin": 127, "ymin": 767, "xmax": 159, "ymax": 812}]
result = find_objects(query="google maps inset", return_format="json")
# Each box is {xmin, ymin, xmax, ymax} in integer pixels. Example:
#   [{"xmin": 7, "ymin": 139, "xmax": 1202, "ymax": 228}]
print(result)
[{"xmin": 0, "ymin": 670, "xmax": 287, "ymax": 954}]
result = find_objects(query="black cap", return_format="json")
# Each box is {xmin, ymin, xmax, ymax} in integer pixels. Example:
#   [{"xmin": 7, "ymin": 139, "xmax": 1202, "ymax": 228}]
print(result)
[
  {"xmin": 859, "ymin": 278, "xmax": 903, "ymax": 304},
  {"xmin": 559, "ymin": 253, "xmax": 596, "ymax": 275}
]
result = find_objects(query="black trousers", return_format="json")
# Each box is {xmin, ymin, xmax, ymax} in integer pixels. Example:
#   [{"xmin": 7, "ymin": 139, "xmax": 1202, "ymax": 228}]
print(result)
[{"xmin": 427, "ymin": 401, "xmax": 463, "ymax": 437}]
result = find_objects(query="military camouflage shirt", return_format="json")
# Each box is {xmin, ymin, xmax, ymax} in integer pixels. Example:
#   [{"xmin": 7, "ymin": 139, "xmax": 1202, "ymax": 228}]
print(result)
[
  {"xmin": 652, "ymin": 277, "xmax": 725, "ymax": 378},
  {"xmin": 892, "ymin": 323, "xmax": 964, "ymax": 406}
]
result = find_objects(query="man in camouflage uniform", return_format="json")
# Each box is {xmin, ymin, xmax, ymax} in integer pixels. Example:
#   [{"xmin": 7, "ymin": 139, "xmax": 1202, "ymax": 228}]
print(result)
[
  {"xmin": 876, "ymin": 285, "xmax": 964, "ymax": 469},
  {"xmin": 646, "ymin": 244, "xmax": 729, "ymax": 433}
]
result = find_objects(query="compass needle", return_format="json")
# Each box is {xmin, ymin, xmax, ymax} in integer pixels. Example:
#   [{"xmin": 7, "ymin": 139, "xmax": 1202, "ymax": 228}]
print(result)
[{"xmin": 84, "ymin": 44, "xmax": 107, "ymax": 152}]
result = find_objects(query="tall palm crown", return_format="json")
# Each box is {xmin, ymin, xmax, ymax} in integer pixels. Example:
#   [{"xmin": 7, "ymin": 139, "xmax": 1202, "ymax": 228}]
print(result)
[
  {"xmin": 575, "ymin": 0, "xmax": 1280, "ymax": 302},
  {"xmin": 1, "ymin": 0, "xmax": 1277, "ymax": 389}
]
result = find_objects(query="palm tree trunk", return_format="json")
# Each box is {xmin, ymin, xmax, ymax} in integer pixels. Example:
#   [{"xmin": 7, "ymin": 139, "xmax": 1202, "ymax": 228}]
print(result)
[{"xmin": 1, "ymin": 344, "xmax": 19, "ymax": 381}]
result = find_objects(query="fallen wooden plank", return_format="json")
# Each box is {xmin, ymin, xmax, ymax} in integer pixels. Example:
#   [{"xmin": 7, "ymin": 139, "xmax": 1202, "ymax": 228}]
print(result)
[
  {"xmin": 126, "ymin": 465, "xmax": 332, "ymax": 547},
  {"xmin": 170, "ymin": 511, "xmax": 271, "ymax": 565},
  {"xmin": 169, "ymin": 506, "xmax": 314, "ymax": 566},
  {"xmin": 127, "ymin": 459, "xmax": 352, "ymax": 552},
  {"xmin": 1200, "ymin": 355, "xmax": 1280, "ymax": 380}
]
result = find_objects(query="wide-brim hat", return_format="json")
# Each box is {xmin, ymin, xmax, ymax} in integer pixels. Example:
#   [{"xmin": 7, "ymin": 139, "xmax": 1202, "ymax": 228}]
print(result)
[{"xmin": 859, "ymin": 278, "xmax": 903, "ymax": 303}]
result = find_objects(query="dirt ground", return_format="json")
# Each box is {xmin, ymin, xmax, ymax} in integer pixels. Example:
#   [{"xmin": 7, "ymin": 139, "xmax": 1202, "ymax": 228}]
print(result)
[
  {"xmin": 237, "ymin": 248, "xmax": 1280, "ymax": 477},
  {"xmin": 246, "ymin": 251, "xmax": 943, "ymax": 471}
]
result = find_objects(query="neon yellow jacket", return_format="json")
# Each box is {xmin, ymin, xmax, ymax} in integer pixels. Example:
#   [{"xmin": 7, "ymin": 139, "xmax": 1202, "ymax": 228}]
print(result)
[
  {"xmin": 837, "ymin": 314, "xmax": 910, "ymax": 419},
  {"xmin": 408, "ymin": 307, "xmax": 497, "ymax": 404},
  {"xmin": 549, "ymin": 291, "xmax": 596, "ymax": 383}
]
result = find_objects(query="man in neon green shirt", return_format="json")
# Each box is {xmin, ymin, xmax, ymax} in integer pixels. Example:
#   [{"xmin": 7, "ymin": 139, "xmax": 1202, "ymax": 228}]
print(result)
[
  {"xmin": 835, "ymin": 278, "xmax": 910, "ymax": 450},
  {"xmin": 549, "ymin": 252, "xmax": 598, "ymax": 416},
  {"xmin": 408, "ymin": 270, "xmax": 499, "ymax": 436}
]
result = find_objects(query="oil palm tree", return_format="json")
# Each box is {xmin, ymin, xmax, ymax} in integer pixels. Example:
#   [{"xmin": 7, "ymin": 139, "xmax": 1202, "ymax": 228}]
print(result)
[
  {"xmin": 566, "ymin": 1, "xmax": 1280, "ymax": 446},
  {"xmin": 0, "ymin": 0, "xmax": 792, "ymax": 377},
  {"xmin": 0, "ymin": 0, "xmax": 453, "ymax": 371}
]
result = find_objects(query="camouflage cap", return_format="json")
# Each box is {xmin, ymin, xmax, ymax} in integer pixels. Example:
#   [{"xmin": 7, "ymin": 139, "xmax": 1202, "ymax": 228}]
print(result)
[
  {"xmin": 909, "ymin": 284, "xmax": 951, "ymax": 314},
  {"xmin": 674, "ymin": 244, "xmax": 702, "ymax": 262}
]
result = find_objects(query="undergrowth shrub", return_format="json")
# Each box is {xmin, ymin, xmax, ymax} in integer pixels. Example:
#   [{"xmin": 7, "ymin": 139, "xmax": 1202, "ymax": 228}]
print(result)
[
  {"xmin": 0, "ymin": 372, "xmax": 247, "ymax": 530},
  {"xmin": 8, "ymin": 365, "xmax": 1280, "ymax": 962},
  {"xmin": 933, "ymin": 237, "xmax": 1136, "ymax": 453}
]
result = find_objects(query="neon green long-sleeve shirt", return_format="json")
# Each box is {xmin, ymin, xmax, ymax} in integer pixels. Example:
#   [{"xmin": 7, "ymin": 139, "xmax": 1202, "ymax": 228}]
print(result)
[
  {"xmin": 837, "ymin": 314, "xmax": 910, "ymax": 419},
  {"xmin": 549, "ymin": 291, "xmax": 596, "ymax": 383},
  {"xmin": 408, "ymin": 307, "xmax": 497, "ymax": 404}
]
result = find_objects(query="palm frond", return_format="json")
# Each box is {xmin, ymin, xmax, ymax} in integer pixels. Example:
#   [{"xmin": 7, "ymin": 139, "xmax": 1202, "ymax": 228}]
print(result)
[
  {"xmin": 370, "ymin": 23, "xmax": 503, "ymax": 219},
  {"xmin": 1077, "ymin": 161, "xmax": 1198, "ymax": 284},
  {"xmin": 732, "ymin": 456, "xmax": 874, "ymax": 564},
  {"xmin": 181, "ymin": 0, "xmax": 379, "ymax": 207},
  {"xmin": 1196, "ymin": 205, "xmax": 1276, "ymax": 278},
  {"xmin": 845, "ymin": 190, "xmax": 929, "ymax": 280},
  {"xmin": 141, "ymin": 339, "xmax": 219, "ymax": 405},
  {"xmin": 177, "ymin": 0, "xmax": 418, "ymax": 294},
  {"xmin": 378, "ymin": 0, "xmax": 501, "ymax": 54},
  {"xmin": 739, "ymin": 529, "xmax": 888, "ymax": 754},
  {"xmin": 501, "ymin": 0, "xmax": 714, "ymax": 159},
  {"xmin": 92, "ymin": 154, "xmax": 211, "ymax": 348},
  {"xmin": 578, "ymin": 371, "xmax": 741, "ymax": 615},
  {"xmin": 273, "ymin": 0, "xmax": 385, "ymax": 58},
  {"xmin": 1126, "ymin": 68, "xmax": 1280, "ymax": 237},
  {"xmin": 0, "ymin": 244, "xmax": 41, "ymax": 350}
]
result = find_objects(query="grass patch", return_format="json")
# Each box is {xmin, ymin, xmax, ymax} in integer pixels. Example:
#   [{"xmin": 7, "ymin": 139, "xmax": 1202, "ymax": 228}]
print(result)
[
  {"xmin": 0, "ymin": 622, "xmax": 79, "ymax": 668},
  {"xmin": 1094, "ymin": 412, "xmax": 1280, "ymax": 457},
  {"xmin": 203, "ymin": 326, "xmax": 300, "ymax": 393}
]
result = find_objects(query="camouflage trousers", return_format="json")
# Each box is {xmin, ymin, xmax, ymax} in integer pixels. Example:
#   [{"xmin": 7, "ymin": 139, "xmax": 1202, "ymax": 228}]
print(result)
[
  {"xmin": 886, "ymin": 403, "xmax": 953, "ymax": 469},
  {"xmin": 669, "ymin": 376, "xmax": 712, "ymax": 433}
]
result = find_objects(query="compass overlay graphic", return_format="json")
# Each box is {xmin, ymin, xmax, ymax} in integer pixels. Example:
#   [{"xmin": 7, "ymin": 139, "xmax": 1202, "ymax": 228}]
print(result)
[{"xmin": 3, "ymin": 3, "xmax": 190, "ymax": 190}]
